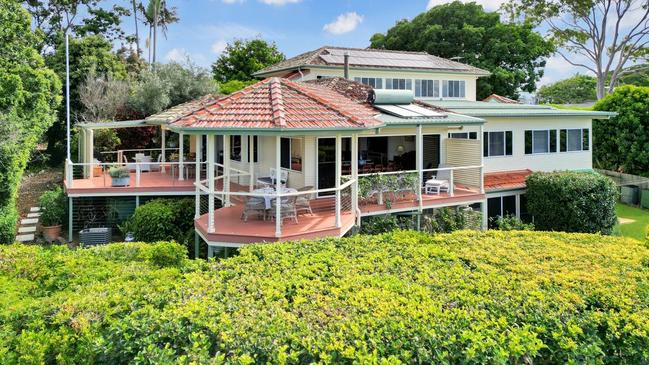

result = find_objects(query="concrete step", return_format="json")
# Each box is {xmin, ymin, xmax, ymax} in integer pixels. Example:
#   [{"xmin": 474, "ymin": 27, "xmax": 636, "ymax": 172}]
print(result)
[
  {"xmin": 18, "ymin": 226, "xmax": 36, "ymax": 233},
  {"xmin": 27, "ymin": 212, "xmax": 41, "ymax": 218},
  {"xmin": 16, "ymin": 234, "xmax": 35, "ymax": 242},
  {"xmin": 30, "ymin": 207, "xmax": 41, "ymax": 212},
  {"xmin": 21, "ymin": 218, "xmax": 39, "ymax": 225}
]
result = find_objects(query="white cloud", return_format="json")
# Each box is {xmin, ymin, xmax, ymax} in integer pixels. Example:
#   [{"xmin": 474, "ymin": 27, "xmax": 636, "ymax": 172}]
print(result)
[
  {"xmin": 222, "ymin": 0, "xmax": 244, "ymax": 3},
  {"xmin": 200, "ymin": 23, "xmax": 263, "ymax": 40},
  {"xmin": 259, "ymin": 0, "xmax": 301, "ymax": 5},
  {"xmin": 211, "ymin": 40, "xmax": 228, "ymax": 55},
  {"xmin": 323, "ymin": 12, "xmax": 364, "ymax": 35},
  {"xmin": 165, "ymin": 48, "xmax": 190, "ymax": 62},
  {"xmin": 426, "ymin": 0, "xmax": 506, "ymax": 11}
]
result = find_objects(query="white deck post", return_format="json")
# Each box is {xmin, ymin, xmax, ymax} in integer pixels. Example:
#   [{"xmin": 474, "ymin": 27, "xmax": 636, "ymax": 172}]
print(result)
[
  {"xmin": 351, "ymin": 133, "xmax": 359, "ymax": 221},
  {"xmin": 178, "ymin": 132, "xmax": 184, "ymax": 181},
  {"xmin": 449, "ymin": 168, "xmax": 454, "ymax": 197},
  {"xmin": 481, "ymin": 200, "xmax": 488, "ymax": 230},
  {"xmin": 223, "ymin": 135, "xmax": 231, "ymax": 207},
  {"xmin": 416, "ymin": 124, "xmax": 423, "ymax": 211},
  {"xmin": 207, "ymin": 134, "xmax": 215, "ymax": 233},
  {"xmin": 68, "ymin": 197, "xmax": 73, "ymax": 242},
  {"xmin": 275, "ymin": 135, "xmax": 282, "ymax": 237},
  {"xmin": 161, "ymin": 127, "xmax": 166, "ymax": 173},
  {"xmin": 479, "ymin": 124, "xmax": 485, "ymax": 194},
  {"xmin": 66, "ymin": 159, "xmax": 74, "ymax": 188},
  {"xmin": 335, "ymin": 134, "xmax": 342, "ymax": 228},
  {"xmin": 195, "ymin": 135, "xmax": 202, "ymax": 219},
  {"xmin": 248, "ymin": 136, "xmax": 255, "ymax": 192}
]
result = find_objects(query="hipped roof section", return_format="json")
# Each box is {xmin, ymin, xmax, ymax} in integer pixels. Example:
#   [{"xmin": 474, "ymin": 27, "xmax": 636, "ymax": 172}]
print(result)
[{"xmin": 169, "ymin": 77, "xmax": 384, "ymax": 132}]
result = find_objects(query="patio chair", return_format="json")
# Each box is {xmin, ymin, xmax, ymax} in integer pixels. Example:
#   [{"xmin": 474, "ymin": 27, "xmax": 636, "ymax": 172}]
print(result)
[
  {"xmin": 267, "ymin": 195, "xmax": 298, "ymax": 224},
  {"xmin": 295, "ymin": 186, "xmax": 314, "ymax": 215},
  {"xmin": 150, "ymin": 154, "xmax": 163, "ymax": 172},
  {"xmin": 240, "ymin": 196, "xmax": 267, "ymax": 222},
  {"xmin": 122, "ymin": 155, "xmax": 137, "ymax": 171},
  {"xmin": 424, "ymin": 163, "xmax": 451, "ymax": 195},
  {"xmin": 257, "ymin": 167, "xmax": 288, "ymax": 187}
]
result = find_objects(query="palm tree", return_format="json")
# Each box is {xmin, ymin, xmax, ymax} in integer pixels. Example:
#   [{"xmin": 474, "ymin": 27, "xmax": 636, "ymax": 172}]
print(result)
[
  {"xmin": 141, "ymin": 0, "xmax": 179, "ymax": 67},
  {"xmin": 132, "ymin": 0, "xmax": 140, "ymax": 55}
]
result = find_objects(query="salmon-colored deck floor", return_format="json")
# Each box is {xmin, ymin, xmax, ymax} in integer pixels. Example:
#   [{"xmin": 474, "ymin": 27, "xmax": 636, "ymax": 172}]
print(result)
[
  {"xmin": 359, "ymin": 186, "xmax": 485, "ymax": 215},
  {"xmin": 65, "ymin": 171, "xmax": 195, "ymax": 195},
  {"xmin": 196, "ymin": 205, "xmax": 356, "ymax": 245}
]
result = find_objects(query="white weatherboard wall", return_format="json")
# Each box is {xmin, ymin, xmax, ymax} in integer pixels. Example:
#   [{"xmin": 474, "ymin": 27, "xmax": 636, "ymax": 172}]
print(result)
[
  {"xmin": 298, "ymin": 67, "xmax": 479, "ymax": 102},
  {"xmin": 483, "ymin": 117, "xmax": 593, "ymax": 173}
]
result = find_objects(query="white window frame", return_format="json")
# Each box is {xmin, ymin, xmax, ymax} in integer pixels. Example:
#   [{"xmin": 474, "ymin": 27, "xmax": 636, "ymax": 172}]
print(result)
[
  {"xmin": 415, "ymin": 79, "xmax": 440, "ymax": 98},
  {"xmin": 560, "ymin": 128, "xmax": 589, "ymax": 152},
  {"xmin": 442, "ymin": 80, "xmax": 466, "ymax": 99},
  {"xmin": 525, "ymin": 129, "xmax": 558, "ymax": 155},
  {"xmin": 354, "ymin": 77, "xmax": 383, "ymax": 89},
  {"xmin": 483, "ymin": 131, "xmax": 512, "ymax": 158},
  {"xmin": 385, "ymin": 78, "xmax": 413, "ymax": 90},
  {"xmin": 281, "ymin": 137, "xmax": 303, "ymax": 173}
]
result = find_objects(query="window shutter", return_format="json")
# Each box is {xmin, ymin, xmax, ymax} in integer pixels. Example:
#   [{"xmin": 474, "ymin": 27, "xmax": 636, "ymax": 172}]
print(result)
[
  {"xmin": 582, "ymin": 129, "xmax": 589, "ymax": 150},
  {"xmin": 560, "ymin": 129, "xmax": 567, "ymax": 152},
  {"xmin": 483, "ymin": 132, "xmax": 489, "ymax": 156},
  {"xmin": 524, "ymin": 131, "xmax": 532, "ymax": 154},
  {"xmin": 550, "ymin": 130, "xmax": 557, "ymax": 152}
]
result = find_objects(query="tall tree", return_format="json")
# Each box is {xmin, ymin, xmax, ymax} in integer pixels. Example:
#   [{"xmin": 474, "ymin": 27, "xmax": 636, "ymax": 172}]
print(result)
[
  {"xmin": 536, "ymin": 74, "xmax": 598, "ymax": 104},
  {"xmin": 370, "ymin": 1, "xmax": 554, "ymax": 99},
  {"xmin": 211, "ymin": 39, "xmax": 285, "ymax": 83},
  {"xmin": 23, "ymin": 0, "xmax": 130, "ymax": 52},
  {"xmin": 504, "ymin": 0, "xmax": 649, "ymax": 99},
  {"xmin": 132, "ymin": 0, "xmax": 140, "ymax": 55},
  {"xmin": 140, "ymin": 0, "xmax": 178, "ymax": 65}
]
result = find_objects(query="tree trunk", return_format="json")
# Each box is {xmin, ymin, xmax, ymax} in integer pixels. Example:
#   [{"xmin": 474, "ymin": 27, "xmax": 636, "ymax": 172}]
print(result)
[
  {"xmin": 596, "ymin": 74, "xmax": 606, "ymax": 100},
  {"xmin": 152, "ymin": 1, "xmax": 158, "ymax": 67},
  {"xmin": 132, "ymin": 0, "xmax": 140, "ymax": 55}
]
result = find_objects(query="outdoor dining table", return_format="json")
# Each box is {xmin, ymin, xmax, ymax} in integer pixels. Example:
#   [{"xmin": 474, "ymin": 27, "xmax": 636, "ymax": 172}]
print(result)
[{"xmin": 252, "ymin": 187, "xmax": 298, "ymax": 209}]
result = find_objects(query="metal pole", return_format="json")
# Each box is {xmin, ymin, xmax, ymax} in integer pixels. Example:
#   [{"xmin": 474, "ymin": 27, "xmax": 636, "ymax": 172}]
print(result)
[{"xmin": 65, "ymin": 32, "xmax": 71, "ymax": 161}]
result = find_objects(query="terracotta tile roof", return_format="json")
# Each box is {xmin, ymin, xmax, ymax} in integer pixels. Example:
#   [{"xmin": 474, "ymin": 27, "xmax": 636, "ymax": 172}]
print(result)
[
  {"xmin": 483, "ymin": 94, "xmax": 521, "ymax": 104},
  {"xmin": 254, "ymin": 46, "xmax": 490, "ymax": 76},
  {"xmin": 170, "ymin": 77, "xmax": 383, "ymax": 131},
  {"xmin": 484, "ymin": 170, "xmax": 532, "ymax": 191},
  {"xmin": 304, "ymin": 77, "xmax": 373, "ymax": 103},
  {"xmin": 145, "ymin": 94, "xmax": 219, "ymax": 124}
]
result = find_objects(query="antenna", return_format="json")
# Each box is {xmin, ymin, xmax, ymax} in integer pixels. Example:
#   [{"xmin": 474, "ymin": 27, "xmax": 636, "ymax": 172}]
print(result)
[{"xmin": 65, "ymin": 31, "xmax": 71, "ymax": 161}]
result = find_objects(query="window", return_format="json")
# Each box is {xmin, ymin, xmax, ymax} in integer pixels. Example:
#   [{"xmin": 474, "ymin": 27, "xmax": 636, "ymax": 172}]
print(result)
[
  {"xmin": 230, "ymin": 136, "xmax": 242, "ymax": 161},
  {"xmin": 560, "ymin": 128, "xmax": 590, "ymax": 152},
  {"xmin": 487, "ymin": 195, "xmax": 517, "ymax": 228},
  {"xmin": 483, "ymin": 131, "xmax": 512, "ymax": 157},
  {"xmin": 415, "ymin": 79, "xmax": 439, "ymax": 97},
  {"xmin": 442, "ymin": 80, "xmax": 466, "ymax": 98},
  {"xmin": 525, "ymin": 130, "xmax": 557, "ymax": 154},
  {"xmin": 354, "ymin": 77, "xmax": 383, "ymax": 89},
  {"xmin": 385, "ymin": 78, "xmax": 412, "ymax": 90},
  {"xmin": 281, "ymin": 138, "xmax": 303, "ymax": 172},
  {"xmin": 448, "ymin": 132, "xmax": 477, "ymax": 139}
]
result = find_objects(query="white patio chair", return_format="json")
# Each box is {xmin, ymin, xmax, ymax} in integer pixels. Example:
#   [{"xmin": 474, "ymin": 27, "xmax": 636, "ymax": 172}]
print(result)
[
  {"xmin": 425, "ymin": 163, "xmax": 451, "ymax": 195},
  {"xmin": 257, "ymin": 167, "xmax": 288, "ymax": 187},
  {"xmin": 122, "ymin": 155, "xmax": 137, "ymax": 172}
]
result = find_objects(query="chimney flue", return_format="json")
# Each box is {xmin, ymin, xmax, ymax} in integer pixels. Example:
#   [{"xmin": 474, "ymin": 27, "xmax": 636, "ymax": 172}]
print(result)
[{"xmin": 343, "ymin": 52, "xmax": 350, "ymax": 79}]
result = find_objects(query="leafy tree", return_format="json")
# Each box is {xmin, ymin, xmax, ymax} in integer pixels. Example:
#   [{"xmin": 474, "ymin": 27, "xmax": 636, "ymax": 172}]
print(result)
[
  {"xmin": 130, "ymin": 61, "xmax": 217, "ymax": 116},
  {"xmin": 616, "ymin": 64, "xmax": 649, "ymax": 87},
  {"xmin": 218, "ymin": 79, "xmax": 256, "ymax": 95},
  {"xmin": 504, "ymin": 0, "xmax": 649, "ymax": 99},
  {"xmin": 44, "ymin": 34, "xmax": 127, "ymax": 163},
  {"xmin": 212, "ymin": 38, "xmax": 285, "ymax": 83},
  {"xmin": 140, "ymin": 0, "xmax": 179, "ymax": 64},
  {"xmin": 23, "ymin": 0, "xmax": 131, "ymax": 52},
  {"xmin": 370, "ymin": 1, "xmax": 554, "ymax": 99},
  {"xmin": 79, "ymin": 66, "xmax": 130, "ymax": 123},
  {"xmin": 0, "ymin": 0, "xmax": 61, "ymax": 243},
  {"xmin": 536, "ymin": 74, "xmax": 597, "ymax": 104},
  {"xmin": 593, "ymin": 85, "xmax": 649, "ymax": 176}
]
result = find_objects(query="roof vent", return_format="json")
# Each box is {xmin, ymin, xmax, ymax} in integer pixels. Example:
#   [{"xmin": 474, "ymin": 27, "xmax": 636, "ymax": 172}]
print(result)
[{"xmin": 369, "ymin": 89, "xmax": 414, "ymax": 105}]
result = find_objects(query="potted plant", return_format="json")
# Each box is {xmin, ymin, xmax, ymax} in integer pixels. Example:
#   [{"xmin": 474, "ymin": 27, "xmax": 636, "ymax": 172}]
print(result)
[
  {"xmin": 109, "ymin": 166, "xmax": 130, "ymax": 187},
  {"xmin": 39, "ymin": 187, "xmax": 66, "ymax": 242}
]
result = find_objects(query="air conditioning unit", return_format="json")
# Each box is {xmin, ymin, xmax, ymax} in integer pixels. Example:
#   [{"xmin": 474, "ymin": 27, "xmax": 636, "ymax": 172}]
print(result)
[{"xmin": 79, "ymin": 227, "xmax": 112, "ymax": 246}]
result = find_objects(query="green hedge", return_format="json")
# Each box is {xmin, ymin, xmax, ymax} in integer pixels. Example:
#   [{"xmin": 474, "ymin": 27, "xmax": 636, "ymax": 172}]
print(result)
[
  {"xmin": 120, "ymin": 198, "xmax": 195, "ymax": 246},
  {"xmin": 2, "ymin": 230, "xmax": 649, "ymax": 363},
  {"xmin": 526, "ymin": 171, "xmax": 619, "ymax": 234}
]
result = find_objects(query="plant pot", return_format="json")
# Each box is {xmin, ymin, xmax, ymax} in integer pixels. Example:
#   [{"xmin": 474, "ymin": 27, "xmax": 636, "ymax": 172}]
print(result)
[
  {"xmin": 111, "ymin": 176, "xmax": 130, "ymax": 187},
  {"xmin": 42, "ymin": 225, "xmax": 62, "ymax": 242}
]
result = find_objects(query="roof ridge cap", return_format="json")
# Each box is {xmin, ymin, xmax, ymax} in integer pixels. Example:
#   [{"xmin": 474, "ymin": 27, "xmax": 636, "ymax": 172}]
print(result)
[
  {"xmin": 269, "ymin": 78, "xmax": 287, "ymax": 127},
  {"xmin": 286, "ymin": 80, "xmax": 368, "ymax": 126}
]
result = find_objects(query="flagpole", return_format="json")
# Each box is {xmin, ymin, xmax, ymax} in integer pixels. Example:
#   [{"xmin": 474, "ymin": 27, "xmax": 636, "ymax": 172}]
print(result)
[{"xmin": 65, "ymin": 31, "xmax": 71, "ymax": 161}]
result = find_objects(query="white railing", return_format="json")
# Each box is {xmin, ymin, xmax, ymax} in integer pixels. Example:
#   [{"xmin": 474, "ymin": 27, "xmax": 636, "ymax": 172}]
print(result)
[
  {"xmin": 198, "ymin": 178, "xmax": 355, "ymax": 238},
  {"xmin": 99, "ymin": 148, "xmax": 181, "ymax": 164},
  {"xmin": 65, "ymin": 159, "xmax": 208, "ymax": 189}
]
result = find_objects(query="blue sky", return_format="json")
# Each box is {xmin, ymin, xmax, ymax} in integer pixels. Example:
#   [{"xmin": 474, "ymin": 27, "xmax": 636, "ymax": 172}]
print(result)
[{"xmin": 125, "ymin": 0, "xmax": 586, "ymax": 85}]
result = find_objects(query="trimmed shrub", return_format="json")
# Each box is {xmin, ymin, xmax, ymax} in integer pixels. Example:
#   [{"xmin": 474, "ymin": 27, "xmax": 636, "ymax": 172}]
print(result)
[
  {"xmin": 38, "ymin": 187, "xmax": 67, "ymax": 227},
  {"xmin": 123, "ymin": 198, "xmax": 195, "ymax": 244},
  {"xmin": 1, "ymin": 231, "xmax": 649, "ymax": 363},
  {"xmin": 526, "ymin": 171, "xmax": 618, "ymax": 234},
  {"xmin": 492, "ymin": 214, "xmax": 535, "ymax": 231}
]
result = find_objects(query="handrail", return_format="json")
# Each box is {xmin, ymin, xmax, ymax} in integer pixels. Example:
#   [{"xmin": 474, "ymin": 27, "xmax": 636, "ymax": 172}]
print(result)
[
  {"xmin": 358, "ymin": 165, "xmax": 483, "ymax": 178},
  {"xmin": 204, "ymin": 178, "xmax": 356, "ymax": 198},
  {"xmin": 100, "ymin": 147, "xmax": 180, "ymax": 155}
]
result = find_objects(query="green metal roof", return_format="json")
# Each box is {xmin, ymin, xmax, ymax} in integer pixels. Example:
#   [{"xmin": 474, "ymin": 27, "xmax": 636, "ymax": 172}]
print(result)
[
  {"xmin": 377, "ymin": 112, "xmax": 484, "ymax": 126},
  {"xmin": 419, "ymin": 99, "xmax": 616, "ymax": 118},
  {"xmin": 76, "ymin": 119, "xmax": 147, "ymax": 130}
]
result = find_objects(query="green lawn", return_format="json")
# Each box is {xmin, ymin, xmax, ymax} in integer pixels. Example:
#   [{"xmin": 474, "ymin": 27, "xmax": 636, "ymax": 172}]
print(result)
[{"xmin": 616, "ymin": 203, "xmax": 649, "ymax": 241}]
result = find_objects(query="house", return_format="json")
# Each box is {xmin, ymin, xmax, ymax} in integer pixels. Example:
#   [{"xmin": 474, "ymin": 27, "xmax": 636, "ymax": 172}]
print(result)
[{"xmin": 63, "ymin": 46, "xmax": 614, "ymax": 255}]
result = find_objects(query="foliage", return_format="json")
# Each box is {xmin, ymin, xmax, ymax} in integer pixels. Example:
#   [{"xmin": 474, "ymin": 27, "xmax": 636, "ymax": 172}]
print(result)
[
  {"xmin": 2, "ymin": 230, "xmax": 649, "ymax": 363},
  {"xmin": 38, "ymin": 187, "xmax": 66, "ymax": 227},
  {"xmin": 359, "ymin": 215, "xmax": 416, "ymax": 234},
  {"xmin": 358, "ymin": 173, "xmax": 419, "ymax": 205},
  {"xmin": 492, "ymin": 214, "xmax": 535, "ymax": 231},
  {"xmin": 211, "ymin": 38, "xmax": 285, "ymax": 83},
  {"xmin": 108, "ymin": 166, "xmax": 130, "ymax": 178},
  {"xmin": 79, "ymin": 66, "xmax": 130, "ymax": 123},
  {"xmin": 93, "ymin": 129, "xmax": 121, "ymax": 158},
  {"xmin": 504, "ymin": 0, "xmax": 649, "ymax": 99},
  {"xmin": 130, "ymin": 61, "xmax": 216, "ymax": 116},
  {"xmin": 0, "ymin": 0, "xmax": 61, "ymax": 243},
  {"xmin": 526, "ymin": 171, "xmax": 619, "ymax": 234},
  {"xmin": 617, "ymin": 64, "xmax": 649, "ymax": 87},
  {"xmin": 593, "ymin": 85, "xmax": 649, "ymax": 176},
  {"xmin": 359, "ymin": 207, "xmax": 481, "ymax": 235},
  {"xmin": 370, "ymin": 1, "xmax": 554, "ymax": 99},
  {"xmin": 218, "ymin": 79, "xmax": 257, "ymax": 95},
  {"xmin": 45, "ymin": 34, "xmax": 127, "ymax": 163},
  {"xmin": 139, "ymin": 0, "xmax": 179, "ymax": 64},
  {"xmin": 122, "ymin": 198, "xmax": 195, "ymax": 244},
  {"xmin": 536, "ymin": 74, "xmax": 597, "ymax": 104},
  {"xmin": 616, "ymin": 203, "xmax": 649, "ymax": 242}
]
